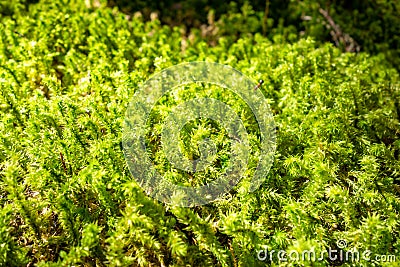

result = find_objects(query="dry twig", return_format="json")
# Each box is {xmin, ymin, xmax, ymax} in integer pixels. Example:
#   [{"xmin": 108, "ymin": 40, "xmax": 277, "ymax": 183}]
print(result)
[{"xmin": 318, "ymin": 8, "xmax": 360, "ymax": 52}]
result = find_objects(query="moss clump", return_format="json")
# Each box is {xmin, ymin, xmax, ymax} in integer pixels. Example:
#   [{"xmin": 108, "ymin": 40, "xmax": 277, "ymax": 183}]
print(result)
[{"xmin": 0, "ymin": 0, "xmax": 399, "ymax": 266}]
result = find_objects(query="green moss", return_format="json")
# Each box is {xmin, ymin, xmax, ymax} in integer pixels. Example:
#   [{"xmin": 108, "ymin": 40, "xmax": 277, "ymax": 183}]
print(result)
[{"xmin": 0, "ymin": 0, "xmax": 399, "ymax": 266}]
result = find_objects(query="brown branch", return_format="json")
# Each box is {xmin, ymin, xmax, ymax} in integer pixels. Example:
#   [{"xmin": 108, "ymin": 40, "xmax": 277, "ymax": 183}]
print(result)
[
  {"xmin": 229, "ymin": 241, "xmax": 237, "ymax": 267},
  {"xmin": 59, "ymin": 152, "xmax": 67, "ymax": 174},
  {"xmin": 262, "ymin": 0, "xmax": 270, "ymax": 36},
  {"xmin": 318, "ymin": 8, "xmax": 360, "ymax": 52}
]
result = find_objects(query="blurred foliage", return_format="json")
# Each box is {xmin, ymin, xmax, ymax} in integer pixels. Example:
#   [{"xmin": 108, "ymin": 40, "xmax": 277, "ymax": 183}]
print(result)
[
  {"xmin": 104, "ymin": 0, "xmax": 400, "ymax": 69},
  {"xmin": 2, "ymin": 0, "xmax": 398, "ymax": 68},
  {"xmin": 0, "ymin": 0, "xmax": 399, "ymax": 266}
]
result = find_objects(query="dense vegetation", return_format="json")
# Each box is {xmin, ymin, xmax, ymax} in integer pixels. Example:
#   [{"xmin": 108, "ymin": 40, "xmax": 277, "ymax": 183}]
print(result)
[
  {"xmin": 0, "ymin": 0, "xmax": 399, "ymax": 266},
  {"xmin": 106, "ymin": 0, "xmax": 400, "ymax": 70}
]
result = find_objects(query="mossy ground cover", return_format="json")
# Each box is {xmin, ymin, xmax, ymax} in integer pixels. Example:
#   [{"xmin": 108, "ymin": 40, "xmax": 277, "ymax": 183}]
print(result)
[{"xmin": 0, "ymin": 0, "xmax": 399, "ymax": 266}]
